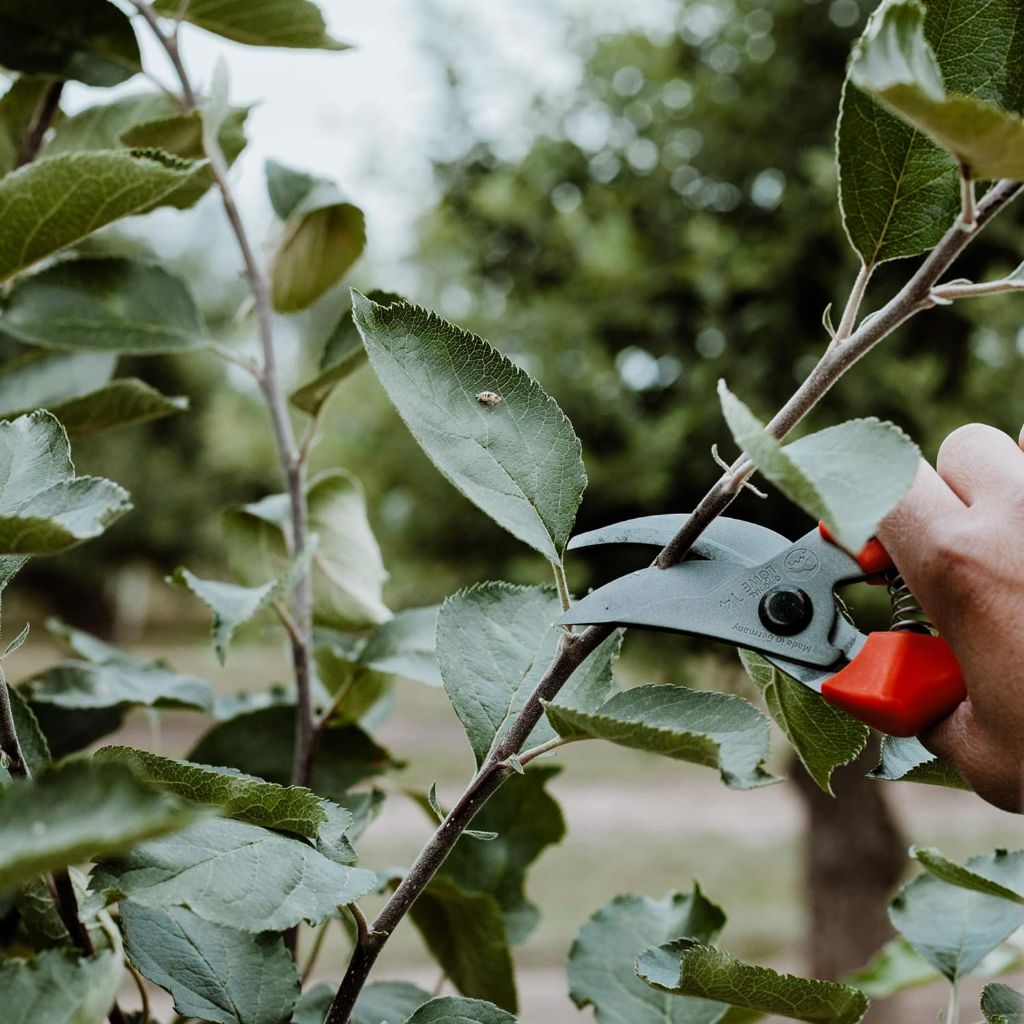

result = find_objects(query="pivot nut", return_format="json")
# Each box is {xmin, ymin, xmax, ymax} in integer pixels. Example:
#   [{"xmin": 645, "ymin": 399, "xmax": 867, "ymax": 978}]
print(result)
[{"xmin": 758, "ymin": 585, "xmax": 813, "ymax": 636}]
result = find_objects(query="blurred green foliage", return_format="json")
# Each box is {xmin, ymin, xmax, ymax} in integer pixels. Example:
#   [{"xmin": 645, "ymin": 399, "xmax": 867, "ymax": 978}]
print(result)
[{"xmin": 22, "ymin": 0, "xmax": 1024, "ymax": 624}]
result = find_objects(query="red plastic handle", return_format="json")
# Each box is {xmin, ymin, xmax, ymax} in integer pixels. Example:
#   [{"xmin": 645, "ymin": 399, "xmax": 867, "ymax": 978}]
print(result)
[
  {"xmin": 821, "ymin": 631, "xmax": 966, "ymax": 736},
  {"xmin": 817, "ymin": 521, "xmax": 893, "ymax": 578}
]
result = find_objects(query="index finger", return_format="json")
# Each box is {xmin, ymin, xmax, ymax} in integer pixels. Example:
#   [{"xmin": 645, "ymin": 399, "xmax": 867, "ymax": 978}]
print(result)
[{"xmin": 877, "ymin": 460, "xmax": 967, "ymax": 590}]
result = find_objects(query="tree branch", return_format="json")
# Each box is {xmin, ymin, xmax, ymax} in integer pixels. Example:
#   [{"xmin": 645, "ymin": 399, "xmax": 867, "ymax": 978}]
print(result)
[
  {"xmin": 135, "ymin": 11, "xmax": 318, "ymax": 790},
  {"xmin": 15, "ymin": 80, "xmax": 64, "ymax": 168},
  {"xmin": 323, "ymin": 177, "xmax": 1024, "ymax": 1024}
]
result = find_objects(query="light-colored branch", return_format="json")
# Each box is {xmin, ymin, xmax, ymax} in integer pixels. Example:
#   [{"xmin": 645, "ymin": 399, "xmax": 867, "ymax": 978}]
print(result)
[
  {"xmin": 832, "ymin": 262, "xmax": 874, "ymax": 345},
  {"xmin": 515, "ymin": 734, "xmax": 578, "ymax": 768},
  {"xmin": 322, "ymin": 178, "xmax": 1024, "ymax": 1024},
  {"xmin": 136, "ymin": 10, "xmax": 318, "ymax": 790},
  {"xmin": 931, "ymin": 275, "xmax": 1024, "ymax": 302}
]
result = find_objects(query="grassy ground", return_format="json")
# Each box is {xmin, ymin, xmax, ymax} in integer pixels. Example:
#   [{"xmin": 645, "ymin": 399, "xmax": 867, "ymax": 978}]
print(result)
[{"xmin": 12, "ymin": 629, "xmax": 1024, "ymax": 1022}]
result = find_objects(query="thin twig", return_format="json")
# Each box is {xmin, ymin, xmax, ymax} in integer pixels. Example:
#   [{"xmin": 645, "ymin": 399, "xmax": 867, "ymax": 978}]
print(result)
[
  {"xmin": 515, "ymin": 734, "xmax": 577, "ymax": 768},
  {"xmin": 2, "ymin": 671, "xmax": 127, "ymax": 1024},
  {"xmin": 136, "ymin": 12, "xmax": 319, "ymax": 791},
  {"xmin": 931, "ymin": 276, "xmax": 1024, "ymax": 302},
  {"xmin": 321, "ymin": 178, "xmax": 1024, "ymax": 1024},
  {"xmin": 831, "ymin": 261, "xmax": 874, "ymax": 346},
  {"xmin": 126, "ymin": 962, "xmax": 152, "ymax": 1024},
  {"xmin": 16, "ymin": 80, "xmax": 64, "ymax": 168},
  {"xmin": 301, "ymin": 920, "xmax": 332, "ymax": 984},
  {"xmin": 206, "ymin": 340, "xmax": 261, "ymax": 377},
  {"xmin": 130, "ymin": 2, "xmax": 197, "ymax": 109}
]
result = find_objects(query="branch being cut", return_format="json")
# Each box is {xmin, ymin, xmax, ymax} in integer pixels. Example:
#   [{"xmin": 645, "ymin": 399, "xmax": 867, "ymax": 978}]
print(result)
[{"xmin": 323, "ymin": 177, "xmax": 1024, "ymax": 1024}]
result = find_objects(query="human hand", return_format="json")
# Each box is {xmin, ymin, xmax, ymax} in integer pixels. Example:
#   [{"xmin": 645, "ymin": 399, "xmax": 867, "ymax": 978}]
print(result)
[{"xmin": 878, "ymin": 423, "xmax": 1024, "ymax": 812}]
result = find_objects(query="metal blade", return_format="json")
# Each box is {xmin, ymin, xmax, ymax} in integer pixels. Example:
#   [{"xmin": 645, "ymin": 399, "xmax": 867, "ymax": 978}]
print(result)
[
  {"xmin": 560, "ymin": 527, "xmax": 868, "ymax": 670},
  {"xmin": 568, "ymin": 514, "xmax": 790, "ymax": 566}
]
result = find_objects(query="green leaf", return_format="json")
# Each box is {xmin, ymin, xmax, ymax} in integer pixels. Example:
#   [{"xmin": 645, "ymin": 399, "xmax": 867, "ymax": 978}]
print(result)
[
  {"xmin": 868, "ymin": 735, "xmax": 969, "ymax": 789},
  {"xmin": 288, "ymin": 291, "xmax": 403, "ymax": 415},
  {"xmin": 269, "ymin": 164, "xmax": 366, "ymax": 312},
  {"xmin": 360, "ymin": 605, "xmax": 442, "ymax": 685},
  {"xmin": 120, "ymin": 105, "xmax": 250, "ymax": 210},
  {"xmin": 293, "ymin": 981, "xmax": 432, "ymax": 1024},
  {"xmin": 1, "ymin": 257, "xmax": 205, "ymax": 354},
  {"xmin": 7, "ymin": 684, "xmax": 50, "ymax": 773},
  {"xmin": 567, "ymin": 888, "xmax": 727, "ymax": 1024},
  {"xmin": 404, "ymin": 998, "xmax": 518, "ymax": 1024},
  {"xmin": 0, "ymin": 152, "xmax": 200, "ymax": 284},
  {"xmin": 637, "ymin": 942, "xmax": 869, "ymax": 1024},
  {"xmin": 739, "ymin": 651, "xmax": 868, "ymax": 795},
  {"xmin": 0, "ymin": 761, "xmax": 201, "ymax": 892},
  {"xmin": 121, "ymin": 901, "xmax": 300, "ymax": 1024},
  {"xmin": 189, "ymin": 705, "xmax": 398, "ymax": 801},
  {"xmin": 94, "ymin": 745, "xmax": 328, "ymax": 838},
  {"xmin": 153, "ymin": 0, "xmax": 351, "ymax": 50},
  {"xmin": 26, "ymin": 701, "xmax": 124, "ymax": 759},
  {"xmin": 313, "ymin": 634, "xmax": 392, "ymax": 727},
  {"xmin": 0, "ymin": 0, "xmax": 141, "ymax": 87},
  {"xmin": 0, "ymin": 77, "xmax": 53, "ymax": 176},
  {"xmin": 718, "ymin": 384, "xmax": 919, "ymax": 552},
  {"xmin": 911, "ymin": 847, "xmax": 1024, "ymax": 904},
  {"xmin": 983, "ymin": 984, "xmax": 1024, "ymax": 1023},
  {"xmin": 45, "ymin": 94, "xmax": 176, "ymax": 155},
  {"xmin": 0, "ymin": 352, "xmax": 116, "ymax": 423},
  {"xmin": 91, "ymin": 816, "xmax": 377, "ymax": 932},
  {"xmin": 544, "ymin": 684, "xmax": 777, "ymax": 790},
  {"xmin": 409, "ymin": 874, "xmax": 518, "ymax": 1012},
  {"xmin": 438, "ymin": 582, "xmax": 619, "ymax": 766},
  {"xmin": 0, "ymin": 411, "xmax": 131, "ymax": 555},
  {"xmin": 16, "ymin": 867, "xmax": 103, "ymax": 951},
  {"xmin": 0, "ymin": 947, "xmax": 123, "ymax": 1024},
  {"xmin": 224, "ymin": 469, "xmax": 390, "ymax": 631},
  {"xmin": 27, "ymin": 621, "xmax": 212, "ymax": 712},
  {"xmin": 437, "ymin": 765, "xmax": 565, "ymax": 944},
  {"xmin": 169, "ymin": 568, "xmax": 278, "ymax": 665},
  {"xmin": 889, "ymin": 861, "xmax": 1024, "ymax": 981},
  {"xmin": 849, "ymin": 0, "xmax": 1024, "ymax": 180},
  {"xmin": 843, "ymin": 937, "xmax": 941, "ymax": 999},
  {"xmin": 837, "ymin": 0, "xmax": 1024, "ymax": 264},
  {"xmin": 352, "ymin": 292, "xmax": 587, "ymax": 563}
]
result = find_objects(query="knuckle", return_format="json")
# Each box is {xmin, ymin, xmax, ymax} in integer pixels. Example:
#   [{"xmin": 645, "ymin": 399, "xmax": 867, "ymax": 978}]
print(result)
[
  {"xmin": 937, "ymin": 422, "xmax": 993, "ymax": 472},
  {"xmin": 930, "ymin": 523, "xmax": 985, "ymax": 581}
]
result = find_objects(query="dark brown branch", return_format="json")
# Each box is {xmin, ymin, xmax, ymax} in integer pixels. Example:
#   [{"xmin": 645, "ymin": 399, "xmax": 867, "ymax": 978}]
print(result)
[{"xmin": 15, "ymin": 79, "xmax": 64, "ymax": 168}]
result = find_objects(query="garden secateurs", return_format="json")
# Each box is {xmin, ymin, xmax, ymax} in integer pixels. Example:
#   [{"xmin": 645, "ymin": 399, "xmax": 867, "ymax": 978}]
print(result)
[{"xmin": 558, "ymin": 515, "xmax": 967, "ymax": 737}]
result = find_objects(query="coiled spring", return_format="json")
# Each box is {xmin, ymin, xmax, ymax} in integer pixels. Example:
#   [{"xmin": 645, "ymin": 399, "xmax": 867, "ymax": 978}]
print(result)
[{"xmin": 886, "ymin": 568, "xmax": 934, "ymax": 634}]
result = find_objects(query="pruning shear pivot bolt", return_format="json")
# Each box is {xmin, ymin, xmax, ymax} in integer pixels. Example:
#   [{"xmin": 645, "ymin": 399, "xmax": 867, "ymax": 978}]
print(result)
[{"xmin": 559, "ymin": 515, "xmax": 966, "ymax": 737}]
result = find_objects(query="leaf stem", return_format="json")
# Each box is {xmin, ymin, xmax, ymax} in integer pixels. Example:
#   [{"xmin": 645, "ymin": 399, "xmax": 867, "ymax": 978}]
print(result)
[
  {"xmin": 552, "ymin": 561, "xmax": 571, "ymax": 613},
  {"xmin": 135, "ymin": 9, "xmax": 318, "ymax": 791},
  {"xmin": 958, "ymin": 165, "xmax": 976, "ymax": 232},
  {"xmin": 931, "ymin": 275, "xmax": 1024, "ymax": 302},
  {"xmin": 946, "ymin": 979, "xmax": 960, "ymax": 1024},
  {"xmin": 322, "ymin": 177, "xmax": 1024, "ymax": 1024},
  {"xmin": 15, "ymin": 80, "xmax": 64, "ymax": 168},
  {"xmin": 0, "ymin": 668, "xmax": 29, "ymax": 779}
]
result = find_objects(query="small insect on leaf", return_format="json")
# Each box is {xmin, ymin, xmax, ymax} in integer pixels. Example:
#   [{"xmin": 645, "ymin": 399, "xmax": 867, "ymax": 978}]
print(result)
[{"xmin": 475, "ymin": 391, "xmax": 503, "ymax": 406}]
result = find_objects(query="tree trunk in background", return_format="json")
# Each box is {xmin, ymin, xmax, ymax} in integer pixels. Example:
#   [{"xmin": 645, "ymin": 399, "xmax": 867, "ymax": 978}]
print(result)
[{"xmin": 790, "ymin": 736, "xmax": 907, "ymax": 1023}]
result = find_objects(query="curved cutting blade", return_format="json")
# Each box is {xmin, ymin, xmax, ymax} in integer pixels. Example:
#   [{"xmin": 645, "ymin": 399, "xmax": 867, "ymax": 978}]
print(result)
[{"xmin": 568, "ymin": 514, "xmax": 790, "ymax": 567}]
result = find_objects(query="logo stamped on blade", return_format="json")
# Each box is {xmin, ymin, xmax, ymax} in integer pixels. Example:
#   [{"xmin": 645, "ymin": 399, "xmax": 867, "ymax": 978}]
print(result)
[{"xmin": 784, "ymin": 547, "xmax": 819, "ymax": 579}]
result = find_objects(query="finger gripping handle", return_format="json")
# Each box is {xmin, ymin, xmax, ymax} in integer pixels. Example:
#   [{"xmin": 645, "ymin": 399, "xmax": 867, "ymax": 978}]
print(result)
[{"xmin": 821, "ymin": 632, "xmax": 966, "ymax": 736}]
